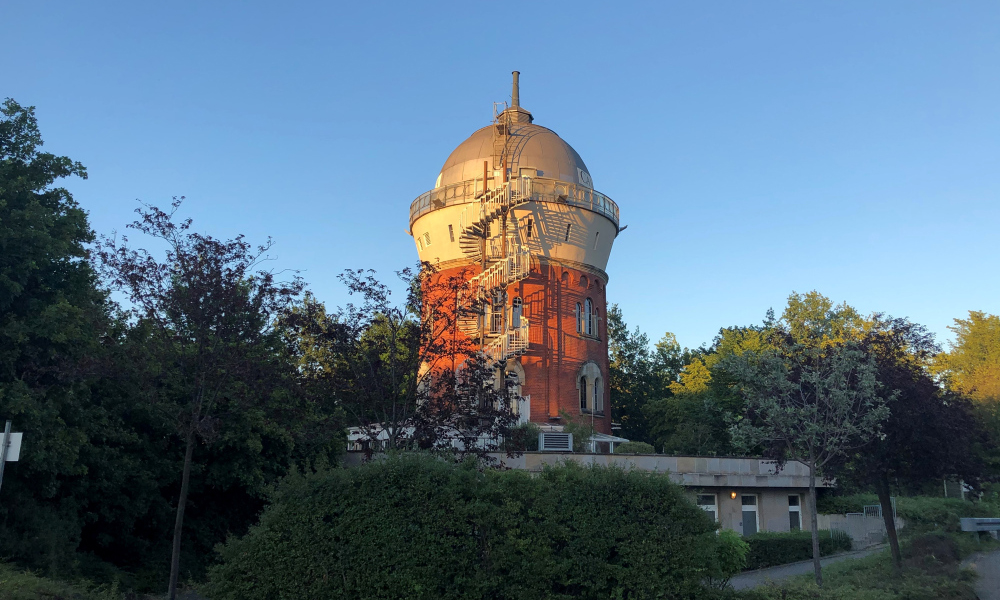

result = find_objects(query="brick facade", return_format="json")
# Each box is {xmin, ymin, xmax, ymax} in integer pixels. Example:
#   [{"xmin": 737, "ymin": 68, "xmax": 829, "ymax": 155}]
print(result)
[{"xmin": 431, "ymin": 259, "xmax": 612, "ymax": 435}]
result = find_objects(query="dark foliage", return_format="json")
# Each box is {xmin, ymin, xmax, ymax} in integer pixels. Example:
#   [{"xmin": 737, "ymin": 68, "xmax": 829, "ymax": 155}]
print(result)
[
  {"xmin": 828, "ymin": 315, "xmax": 991, "ymax": 569},
  {"xmin": 743, "ymin": 531, "xmax": 852, "ymax": 570},
  {"xmin": 207, "ymin": 454, "xmax": 725, "ymax": 600},
  {"xmin": 281, "ymin": 266, "xmax": 520, "ymax": 463}
]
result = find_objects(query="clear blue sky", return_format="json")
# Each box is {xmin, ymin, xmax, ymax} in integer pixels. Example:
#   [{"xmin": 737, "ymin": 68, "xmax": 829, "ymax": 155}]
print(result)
[{"xmin": 6, "ymin": 1, "xmax": 999, "ymax": 351}]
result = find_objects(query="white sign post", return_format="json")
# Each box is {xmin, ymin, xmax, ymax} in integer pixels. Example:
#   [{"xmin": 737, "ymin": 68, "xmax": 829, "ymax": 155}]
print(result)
[{"xmin": 0, "ymin": 420, "xmax": 25, "ymax": 494}]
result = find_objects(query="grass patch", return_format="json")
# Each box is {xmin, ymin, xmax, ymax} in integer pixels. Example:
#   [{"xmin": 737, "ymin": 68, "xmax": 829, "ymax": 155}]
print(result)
[
  {"xmin": 817, "ymin": 494, "xmax": 1000, "ymax": 533},
  {"xmin": 734, "ymin": 531, "xmax": 997, "ymax": 600},
  {"xmin": 0, "ymin": 561, "xmax": 109, "ymax": 600}
]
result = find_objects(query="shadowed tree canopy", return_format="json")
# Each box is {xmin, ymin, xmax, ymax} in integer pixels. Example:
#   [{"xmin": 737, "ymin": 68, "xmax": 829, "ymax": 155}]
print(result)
[
  {"xmin": 281, "ymin": 266, "xmax": 520, "ymax": 462},
  {"xmin": 0, "ymin": 98, "xmax": 113, "ymax": 572},
  {"xmin": 96, "ymin": 199, "xmax": 341, "ymax": 599},
  {"xmin": 829, "ymin": 315, "xmax": 990, "ymax": 571}
]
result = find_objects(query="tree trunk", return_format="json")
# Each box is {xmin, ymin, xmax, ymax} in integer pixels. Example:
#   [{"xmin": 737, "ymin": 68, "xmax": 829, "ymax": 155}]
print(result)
[
  {"xmin": 809, "ymin": 463, "xmax": 823, "ymax": 588},
  {"xmin": 875, "ymin": 474, "xmax": 901, "ymax": 573},
  {"xmin": 167, "ymin": 427, "xmax": 196, "ymax": 600}
]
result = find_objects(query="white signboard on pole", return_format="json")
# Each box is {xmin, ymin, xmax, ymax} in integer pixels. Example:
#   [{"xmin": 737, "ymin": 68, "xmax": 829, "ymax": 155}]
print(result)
[{"xmin": 4, "ymin": 433, "xmax": 21, "ymax": 462}]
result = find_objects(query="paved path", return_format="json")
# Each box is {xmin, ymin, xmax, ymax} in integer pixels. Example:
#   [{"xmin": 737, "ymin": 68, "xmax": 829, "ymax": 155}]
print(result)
[
  {"xmin": 962, "ymin": 549, "xmax": 1000, "ymax": 600},
  {"xmin": 728, "ymin": 546, "xmax": 884, "ymax": 590}
]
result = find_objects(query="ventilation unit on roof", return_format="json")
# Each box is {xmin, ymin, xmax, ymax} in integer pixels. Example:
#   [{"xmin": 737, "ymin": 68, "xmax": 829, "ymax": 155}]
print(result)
[{"xmin": 539, "ymin": 432, "xmax": 573, "ymax": 452}]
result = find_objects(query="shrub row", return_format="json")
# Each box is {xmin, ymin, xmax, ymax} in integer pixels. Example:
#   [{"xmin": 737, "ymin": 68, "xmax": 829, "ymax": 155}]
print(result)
[
  {"xmin": 207, "ymin": 453, "xmax": 737, "ymax": 600},
  {"xmin": 743, "ymin": 530, "xmax": 852, "ymax": 570},
  {"xmin": 816, "ymin": 493, "xmax": 1000, "ymax": 533}
]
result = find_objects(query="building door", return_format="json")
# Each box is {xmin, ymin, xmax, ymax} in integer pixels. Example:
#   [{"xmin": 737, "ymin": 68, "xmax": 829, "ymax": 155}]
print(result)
[
  {"xmin": 788, "ymin": 495, "xmax": 802, "ymax": 530},
  {"xmin": 742, "ymin": 495, "xmax": 759, "ymax": 536}
]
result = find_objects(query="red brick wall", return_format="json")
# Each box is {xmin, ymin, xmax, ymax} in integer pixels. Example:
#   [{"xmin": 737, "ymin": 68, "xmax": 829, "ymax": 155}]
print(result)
[{"xmin": 428, "ymin": 260, "xmax": 612, "ymax": 435}]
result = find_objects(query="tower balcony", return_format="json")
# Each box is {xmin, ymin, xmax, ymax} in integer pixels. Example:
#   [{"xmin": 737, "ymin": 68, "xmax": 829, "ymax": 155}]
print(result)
[{"xmin": 409, "ymin": 177, "xmax": 620, "ymax": 232}]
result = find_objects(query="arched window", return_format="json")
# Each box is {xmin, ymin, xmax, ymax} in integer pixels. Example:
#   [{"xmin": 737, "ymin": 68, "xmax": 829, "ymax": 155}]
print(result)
[
  {"xmin": 584, "ymin": 298, "xmax": 594, "ymax": 336},
  {"xmin": 575, "ymin": 302, "xmax": 583, "ymax": 333},
  {"xmin": 511, "ymin": 297, "xmax": 522, "ymax": 328},
  {"xmin": 577, "ymin": 362, "xmax": 604, "ymax": 415}
]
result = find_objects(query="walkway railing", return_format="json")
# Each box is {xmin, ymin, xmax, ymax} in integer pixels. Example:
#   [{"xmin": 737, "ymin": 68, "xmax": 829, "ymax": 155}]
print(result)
[{"xmin": 410, "ymin": 176, "xmax": 620, "ymax": 230}]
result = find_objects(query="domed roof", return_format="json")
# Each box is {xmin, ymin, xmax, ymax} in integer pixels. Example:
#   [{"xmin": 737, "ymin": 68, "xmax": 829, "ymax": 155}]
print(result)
[{"xmin": 436, "ymin": 114, "xmax": 593, "ymax": 190}]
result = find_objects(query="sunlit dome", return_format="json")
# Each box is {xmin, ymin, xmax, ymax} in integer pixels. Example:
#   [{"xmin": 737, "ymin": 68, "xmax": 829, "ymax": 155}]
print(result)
[{"xmin": 434, "ymin": 76, "xmax": 593, "ymax": 190}]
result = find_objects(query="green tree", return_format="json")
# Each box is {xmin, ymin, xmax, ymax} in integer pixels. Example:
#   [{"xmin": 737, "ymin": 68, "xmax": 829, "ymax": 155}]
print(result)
[
  {"xmin": 96, "ymin": 200, "xmax": 322, "ymax": 599},
  {"xmin": 934, "ymin": 311, "xmax": 1000, "ymax": 403},
  {"xmin": 644, "ymin": 326, "xmax": 773, "ymax": 456},
  {"xmin": 606, "ymin": 304, "xmax": 656, "ymax": 442},
  {"xmin": 0, "ymin": 98, "xmax": 111, "ymax": 573},
  {"xmin": 281, "ymin": 266, "xmax": 519, "ymax": 461},
  {"xmin": 933, "ymin": 310, "xmax": 1000, "ymax": 494},
  {"xmin": 830, "ymin": 315, "xmax": 988, "ymax": 573},
  {"xmin": 720, "ymin": 339, "xmax": 888, "ymax": 587}
]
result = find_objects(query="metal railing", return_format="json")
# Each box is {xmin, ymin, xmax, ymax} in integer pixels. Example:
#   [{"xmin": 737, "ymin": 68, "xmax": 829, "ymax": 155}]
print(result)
[
  {"xmin": 468, "ymin": 247, "xmax": 530, "ymax": 301},
  {"xmin": 483, "ymin": 318, "xmax": 530, "ymax": 364},
  {"xmin": 410, "ymin": 176, "xmax": 620, "ymax": 230}
]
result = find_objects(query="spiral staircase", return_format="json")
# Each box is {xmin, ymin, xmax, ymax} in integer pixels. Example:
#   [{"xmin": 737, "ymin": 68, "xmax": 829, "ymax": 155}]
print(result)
[{"xmin": 455, "ymin": 176, "xmax": 532, "ymax": 365}]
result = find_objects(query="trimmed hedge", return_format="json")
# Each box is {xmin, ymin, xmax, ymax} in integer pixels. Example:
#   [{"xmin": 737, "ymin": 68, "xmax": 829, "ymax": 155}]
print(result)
[
  {"xmin": 207, "ymin": 453, "xmax": 727, "ymax": 600},
  {"xmin": 744, "ymin": 530, "xmax": 852, "ymax": 570}
]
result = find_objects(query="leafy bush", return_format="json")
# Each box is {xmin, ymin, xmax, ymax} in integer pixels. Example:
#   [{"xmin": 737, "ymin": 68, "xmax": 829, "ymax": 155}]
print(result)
[
  {"xmin": 615, "ymin": 441, "xmax": 656, "ymax": 454},
  {"xmin": 503, "ymin": 422, "xmax": 541, "ymax": 451},
  {"xmin": 705, "ymin": 530, "xmax": 749, "ymax": 589},
  {"xmin": 895, "ymin": 497, "xmax": 1000, "ymax": 533},
  {"xmin": 207, "ymin": 453, "xmax": 723, "ymax": 600},
  {"xmin": 816, "ymin": 493, "xmax": 878, "ymax": 515},
  {"xmin": 735, "ymin": 539, "xmax": 981, "ymax": 600},
  {"xmin": 743, "ymin": 530, "xmax": 852, "ymax": 570},
  {"xmin": 816, "ymin": 493, "xmax": 1000, "ymax": 533},
  {"xmin": 0, "ymin": 560, "xmax": 122, "ymax": 600}
]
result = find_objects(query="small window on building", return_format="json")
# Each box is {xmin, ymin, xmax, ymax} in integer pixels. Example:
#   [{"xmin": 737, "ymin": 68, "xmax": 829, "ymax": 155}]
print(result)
[
  {"xmin": 417, "ymin": 238, "xmax": 424, "ymax": 250},
  {"xmin": 593, "ymin": 376, "xmax": 602, "ymax": 412},
  {"xmin": 565, "ymin": 223, "xmax": 572, "ymax": 241},
  {"xmin": 584, "ymin": 298, "xmax": 594, "ymax": 336},
  {"xmin": 788, "ymin": 495, "xmax": 802, "ymax": 531},
  {"xmin": 579, "ymin": 376, "xmax": 588, "ymax": 411},
  {"xmin": 697, "ymin": 494, "xmax": 718, "ymax": 522},
  {"xmin": 593, "ymin": 231, "xmax": 600, "ymax": 250},
  {"xmin": 742, "ymin": 495, "xmax": 759, "ymax": 537},
  {"xmin": 448, "ymin": 224, "xmax": 455, "ymax": 242},
  {"xmin": 511, "ymin": 297, "xmax": 522, "ymax": 327},
  {"xmin": 422, "ymin": 232, "xmax": 431, "ymax": 246},
  {"xmin": 575, "ymin": 303, "xmax": 583, "ymax": 333},
  {"xmin": 490, "ymin": 292, "xmax": 504, "ymax": 334},
  {"xmin": 526, "ymin": 218, "xmax": 533, "ymax": 239}
]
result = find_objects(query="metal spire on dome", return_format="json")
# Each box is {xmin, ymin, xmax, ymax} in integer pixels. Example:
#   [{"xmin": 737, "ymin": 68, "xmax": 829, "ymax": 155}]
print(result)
[{"xmin": 511, "ymin": 71, "xmax": 520, "ymax": 108}]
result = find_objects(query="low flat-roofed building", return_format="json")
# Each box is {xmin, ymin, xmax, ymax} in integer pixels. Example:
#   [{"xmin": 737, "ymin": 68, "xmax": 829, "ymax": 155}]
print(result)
[{"xmin": 492, "ymin": 452, "xmax": 828, "ymax": 536}]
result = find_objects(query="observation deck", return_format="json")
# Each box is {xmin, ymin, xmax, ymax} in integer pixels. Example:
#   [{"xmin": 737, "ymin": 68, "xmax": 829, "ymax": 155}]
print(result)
[{"xmin": 409, "ymin": 176, "xmax": 620, "ymax": 233}]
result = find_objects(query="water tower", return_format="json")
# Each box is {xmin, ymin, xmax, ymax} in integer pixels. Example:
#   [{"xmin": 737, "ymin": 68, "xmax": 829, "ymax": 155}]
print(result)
[{"xmin": 408, "ymin": 72, "xmax": 621, "ymax": 436}]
